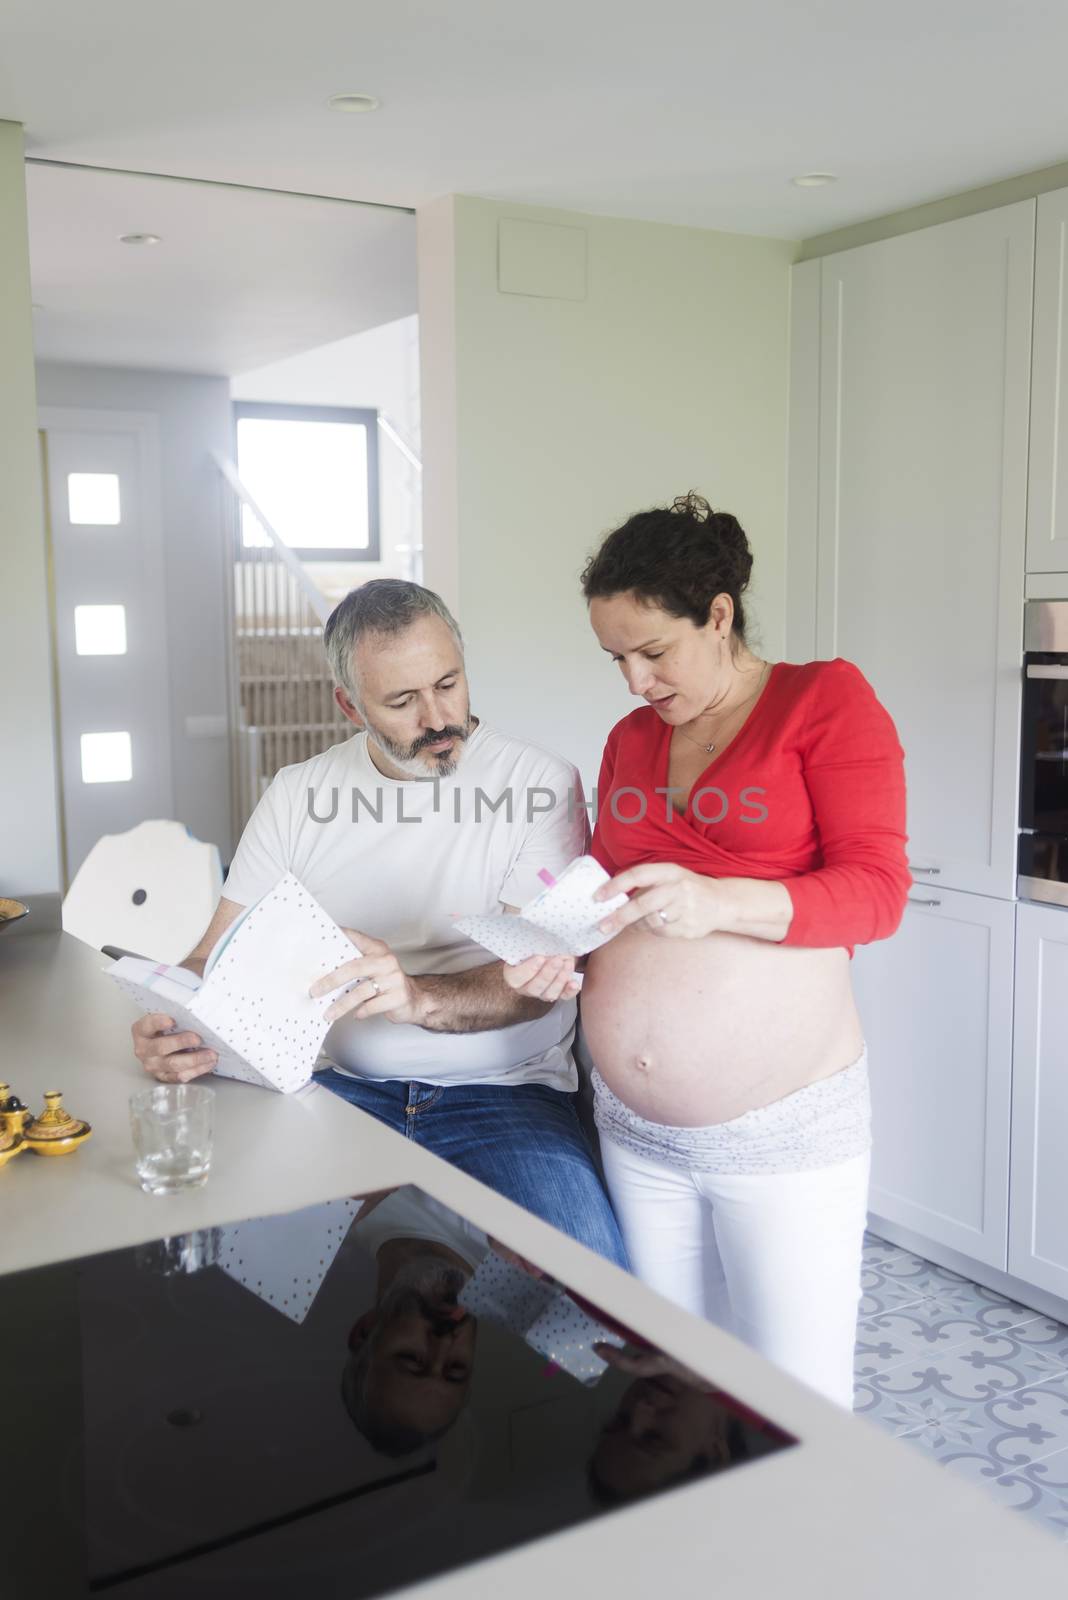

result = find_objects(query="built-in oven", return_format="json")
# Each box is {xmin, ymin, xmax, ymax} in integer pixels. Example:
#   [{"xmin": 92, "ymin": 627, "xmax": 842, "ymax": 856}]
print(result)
[{"xmin": 1019, "ymin": 599, "xmax": 1068, "ymax": 907}]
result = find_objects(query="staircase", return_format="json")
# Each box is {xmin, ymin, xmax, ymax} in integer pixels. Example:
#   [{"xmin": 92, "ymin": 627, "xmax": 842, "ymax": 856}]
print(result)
[{"xmin": 215, "ymin": 454, "xmax": 351, "ymax": 842}]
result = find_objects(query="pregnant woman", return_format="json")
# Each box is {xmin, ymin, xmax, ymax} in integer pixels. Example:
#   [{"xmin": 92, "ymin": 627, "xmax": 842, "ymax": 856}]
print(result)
[{"xmin": 575, "ymin": 492, "xmax": 910, "ymax": 1407}]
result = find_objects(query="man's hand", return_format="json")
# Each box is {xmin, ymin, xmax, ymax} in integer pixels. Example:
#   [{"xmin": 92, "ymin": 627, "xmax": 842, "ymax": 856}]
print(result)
[
  {"xmin": 131, "ymin": 1014, "xmax": 218, "ymax": 1083},
  {"xmin": 310, "ymin": 929, "xmax": 429, "ymax": 1027},
  {"xmin": 313, "ymin": 930, "xmax": 570, "ymax": 1036},
  {"xmin": 501, "ymin": 954, "xmax": 580, "ymax": 1003}
]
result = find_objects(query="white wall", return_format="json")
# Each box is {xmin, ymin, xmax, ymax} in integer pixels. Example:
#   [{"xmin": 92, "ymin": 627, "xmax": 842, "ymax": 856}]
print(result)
[
  {"xmin": 34, "ymin": 363, "xmax": 234, "ymax": 859},
  {"xmin": 419, "ymin": 195, "xmax": 797, "ymax": 788},
  {"xmin": 0, "ymin": 122, "xmax": 62, "ymax": 900},
  {"xmin": 232, "ymin": 316, "xmax": 421, "ymax": 600}
]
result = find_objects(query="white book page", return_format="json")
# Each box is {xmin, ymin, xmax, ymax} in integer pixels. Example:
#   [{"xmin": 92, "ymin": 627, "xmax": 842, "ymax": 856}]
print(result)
[
  {"xmin": 454, "ymin": 855, "xmax": 627, "ymax": 962},
  {"xmin": 217, "ymin": 1199, "xmax": 360, "ymax": 1324},
  {"xmin": 107, "ymin": 958, "xmax": 272, "ymax": 1089},
  {"xmin": 190, "ymin": 873, "xmax": 357, "ymax": 1093}
]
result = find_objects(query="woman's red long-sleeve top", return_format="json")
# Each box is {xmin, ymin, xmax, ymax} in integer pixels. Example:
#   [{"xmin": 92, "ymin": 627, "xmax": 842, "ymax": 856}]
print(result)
[{"xmin": 590, "ymin": 658, "xmax": 911, "ymax": 953}]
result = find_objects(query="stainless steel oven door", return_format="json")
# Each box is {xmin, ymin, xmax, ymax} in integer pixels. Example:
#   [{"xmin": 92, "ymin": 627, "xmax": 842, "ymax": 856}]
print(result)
[{"xmin": 1019, "ymin": 601, "xmax": 1068, "ymax": 904}]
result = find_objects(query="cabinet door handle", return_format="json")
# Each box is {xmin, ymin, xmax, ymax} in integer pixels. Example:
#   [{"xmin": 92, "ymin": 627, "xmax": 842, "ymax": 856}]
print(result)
[
  {"xmin": 909, "ymin": 865, "xmax": 941, "ymax": 875},
  {"xmin": 908, "ymin": 896, "xmax": 942, "ymax": 907},
  {"xmin": 1026, "ymin": 663, "xmax": 1068, "ymax": 680}
]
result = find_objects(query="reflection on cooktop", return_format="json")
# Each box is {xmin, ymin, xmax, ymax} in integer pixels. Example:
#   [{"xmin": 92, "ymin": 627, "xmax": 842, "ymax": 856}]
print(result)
[{"xmin": 5, "ymin": 1186, "xmax": 795, "ymax": 1599}]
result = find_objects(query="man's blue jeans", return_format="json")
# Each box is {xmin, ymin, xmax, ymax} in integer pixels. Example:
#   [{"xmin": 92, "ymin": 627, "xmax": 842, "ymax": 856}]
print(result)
[{"xmin": 318, "ymin": 1069, "xmax": 629, "ymax": 1270}]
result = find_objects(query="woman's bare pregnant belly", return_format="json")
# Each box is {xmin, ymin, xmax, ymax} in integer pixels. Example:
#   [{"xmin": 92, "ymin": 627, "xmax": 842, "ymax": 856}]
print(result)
[{"xmin": 581, "ymin": 927, "xmax": 864, "ymax": 1127}]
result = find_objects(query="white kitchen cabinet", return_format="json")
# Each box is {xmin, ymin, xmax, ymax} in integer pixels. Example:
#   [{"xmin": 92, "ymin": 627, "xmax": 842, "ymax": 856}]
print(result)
[
  {"xmin": 852, "ymin": 888, "xmax": 1015, "ymax": 1268},
  {"xmin": 1027, "ymin": 189, "xmax": 1068, "ymax": 574},
  {"xmin": 800, "ymin": 202, "xmax": 1034, "ymax": 899},
  {"xmin": 1009, "ymin": 901, "xmax": 1068, "ymax": 1298}
]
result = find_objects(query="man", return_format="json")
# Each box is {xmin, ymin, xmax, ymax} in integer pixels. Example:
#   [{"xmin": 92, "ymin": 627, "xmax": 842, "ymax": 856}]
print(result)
[
  {"xmin": 132, "ymin": 579, "xmax": 626, "ymax": 1268},
  {"xmin": 343, "ymin": 1186, "xmax": 488, "ymax": 1458}
]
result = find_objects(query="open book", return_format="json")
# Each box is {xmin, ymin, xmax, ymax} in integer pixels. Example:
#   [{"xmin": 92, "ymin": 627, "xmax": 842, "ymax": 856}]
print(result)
[
  {"xmin": 454, "ymin": 854, "xmax": 627, "ymax": 963},
  {"xmin": 107, "ymin": 873, "xmax": 358, "ymax": 1093},
  {"xmin": 459, "ymin": 1250, "xmax": 625, "ymax": 1385}
]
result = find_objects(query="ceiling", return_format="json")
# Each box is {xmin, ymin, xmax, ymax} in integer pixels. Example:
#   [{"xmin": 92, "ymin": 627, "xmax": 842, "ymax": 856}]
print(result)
[
  {"xmin": 4, "ymin": 0, "xmax": 1068, "ymax": 240},
  {"xmin": 26, "ymin": 164, "xmax": 416, "ymax": 376}
]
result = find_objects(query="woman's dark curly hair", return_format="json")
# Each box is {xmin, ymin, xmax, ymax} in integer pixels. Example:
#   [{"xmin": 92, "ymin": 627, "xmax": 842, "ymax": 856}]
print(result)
[{"xmin": 580, "ymin": 492, "xmax": 754, "ymax": 643}]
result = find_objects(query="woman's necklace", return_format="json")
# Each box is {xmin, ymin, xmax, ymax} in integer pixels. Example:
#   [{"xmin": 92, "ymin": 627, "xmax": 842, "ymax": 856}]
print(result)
[{"xmin": 676, "ymin": 661, "xmax": 771, "ymax": 756}]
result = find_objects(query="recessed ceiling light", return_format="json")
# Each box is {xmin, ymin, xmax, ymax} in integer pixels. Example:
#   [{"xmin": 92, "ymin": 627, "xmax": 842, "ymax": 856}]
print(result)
[
  {"xmin": 791, "ymin": 173, "xmax": 838, "ymax": 188},
  {"xmin": 119, "ymin": 232, "xmax": 162, "ymax": 245},
  {"xmin": 327, "ymin": 92, "xmax": 380, "ymax": 114}
]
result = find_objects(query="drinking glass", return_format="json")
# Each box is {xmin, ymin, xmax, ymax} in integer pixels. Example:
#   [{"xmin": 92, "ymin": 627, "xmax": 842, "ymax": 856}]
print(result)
[{"xmin": 129, "ymin": 1083, "xmax": 215, "ymax": 1194}]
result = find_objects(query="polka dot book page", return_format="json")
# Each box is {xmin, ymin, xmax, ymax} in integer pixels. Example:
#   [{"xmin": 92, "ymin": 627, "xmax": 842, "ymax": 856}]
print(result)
[
  {"xmin": 107, "ymin": 958, "xmax": 274, "ymax": 1090},
  {"xmin": 458, "ymin": 1250, "xmax": 557, "ymax": 1329},
  {"xmin": 217, "ymin": 1199, "xmax": 360, "ymax": 1324},
  {"xmin": 190, "ymin": 873, "xmax": 359, "ymax": 1094},
  {"xmin": 458, "ymin": 1251, "xmax": 624, "ymax": 1385},
  {"xmin": 454, "ymin": 854, "xmax": 628, "ymax": 963},
  {"xmin": 525, "ymin": 1298, "xmax": 625, "ymax": 1386}
]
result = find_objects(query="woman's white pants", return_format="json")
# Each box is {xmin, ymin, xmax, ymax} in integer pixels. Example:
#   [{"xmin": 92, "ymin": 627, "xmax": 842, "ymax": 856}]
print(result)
[{"xmin": 601, "ymin": 1137, "xmax": 870, "ymax": 1408}]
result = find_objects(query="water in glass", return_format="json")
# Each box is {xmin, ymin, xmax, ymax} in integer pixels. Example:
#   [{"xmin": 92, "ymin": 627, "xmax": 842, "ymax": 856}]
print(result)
[{"xmin": 129, "ymin": 1083, "xmax": 215, "ymax": 1195}]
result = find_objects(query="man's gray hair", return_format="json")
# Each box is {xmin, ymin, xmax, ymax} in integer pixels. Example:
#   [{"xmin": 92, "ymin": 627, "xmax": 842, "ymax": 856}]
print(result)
[{"xmin": 323, "ymin": 579, "xmax": 463, "ymax": 698}]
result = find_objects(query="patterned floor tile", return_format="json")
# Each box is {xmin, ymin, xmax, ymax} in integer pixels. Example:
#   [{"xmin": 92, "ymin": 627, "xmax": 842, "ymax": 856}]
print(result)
[
  {"xmin": 887, "ymin": 1373, "xmax": 1068, "ymax": 1475},
  {"xmin": 875, "ymin": 1252, "xmax": 970, "ymax": 1295},
  {"xmin": 980, "ymin": 1377, "xmax": 1068, "ymax": 1470},
  {"xmin": 853, "ymin": 1388, "xmax": 942, "ymax": 1433},
  {"xmin": 858, "ymin": 1263, "xmax": 935, "ymax": 1319},
  {"xmin": 1023, "ymin": 1442, "xmax": 1068, "ymax": 1496},
  {"xmin": 871, "ymin": 1393, "xmax": 994, "ymax": 1449},
  {"xmin": 920, "ymin": 1448, "xmax": 1061, "ymax": 1518},
  {"xmin": 862, "ymin": 1232, "xmax": 907, "ymax": 1267},
  {"xmin": 1008, "ymin": 1316, "xmax": 1068, "ymax": 1364},
  {"xmin": 854, "ymin": 1237, "xmax": 1068, "ymax": 1541},
  {"xmin": 854, "ymin": 1326, "xmax": 927, "ymax": 1382},
  {"xmin": 856, "ymin": 1331, "xmax": 1068, "ymax": 1405},
  {"xmin": 858, "ymin": 1289, "xmax": 1042, "ymax": 1358}
]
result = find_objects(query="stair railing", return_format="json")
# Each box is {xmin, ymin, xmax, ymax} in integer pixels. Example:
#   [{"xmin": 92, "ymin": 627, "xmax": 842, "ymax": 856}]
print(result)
[{"xmin": 213, "ymin": 452, "xmax": 350, "ymax": 843}]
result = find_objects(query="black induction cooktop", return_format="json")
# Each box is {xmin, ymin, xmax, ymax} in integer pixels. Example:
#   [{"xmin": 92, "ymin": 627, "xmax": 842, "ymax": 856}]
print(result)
[{"xmin": 3, "ymin": 1186, "xmax": 795, "ymax": 1599}]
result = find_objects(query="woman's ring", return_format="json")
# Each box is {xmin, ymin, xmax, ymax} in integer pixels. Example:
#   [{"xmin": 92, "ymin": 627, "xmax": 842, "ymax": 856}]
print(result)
[
  {"xmin": 369, "ymin": 980, "xmax": 380, "ymax": 996},
  {"xmin": 657, "ymin": 910, "xmax": 670, "ymax": 925}
]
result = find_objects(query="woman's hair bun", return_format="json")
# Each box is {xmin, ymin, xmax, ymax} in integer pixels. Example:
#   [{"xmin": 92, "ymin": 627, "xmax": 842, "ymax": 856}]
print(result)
[
  {"xmin": 669, "ymin": 493, "xmax": 753, "ymax": 585},
  {"xmin": 582, "ymin": 491, "xmax": 756, "ymax": 641}
]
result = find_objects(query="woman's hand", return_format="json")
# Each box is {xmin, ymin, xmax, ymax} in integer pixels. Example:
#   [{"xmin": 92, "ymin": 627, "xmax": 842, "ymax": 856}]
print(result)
[
  {"xmin": 594, "ymin": 863, "xmax": 731, "ymax": 940},
  {"xmin": 501, "ymin": 954, "xmax": 581, "ymax": 1002}
]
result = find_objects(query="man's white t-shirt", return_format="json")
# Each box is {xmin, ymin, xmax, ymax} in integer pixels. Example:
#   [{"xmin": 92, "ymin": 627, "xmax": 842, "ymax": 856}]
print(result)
[
  {"xmin": 353, "ymin": 1188, "xmax": 489, "ymax": 1273},
  {"xmin": 222, "ymin": 722, "xmax": 589, "ymax": 1091}
]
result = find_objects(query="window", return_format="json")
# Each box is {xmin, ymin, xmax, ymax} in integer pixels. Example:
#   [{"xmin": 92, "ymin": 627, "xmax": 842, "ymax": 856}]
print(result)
[
  {"xmin": 68, "ymin": 472, "xmax": 121, "ymax": 525},
  {"xmin": 80, "ymin": 731, "xmax": 133, "ymax": 784},
  {"xmin": 74, "ymin": 605, "xmax": 128, "ymax": 656},
  {"xmin": 234, "ymin": 403, "xmax": 380, "ymax": 561}
]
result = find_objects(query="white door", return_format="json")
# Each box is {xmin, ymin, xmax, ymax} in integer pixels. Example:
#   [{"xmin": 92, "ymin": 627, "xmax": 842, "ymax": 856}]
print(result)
[
  {"xmin": 42, "ymin": 409, "xmax": 173, "ymax": 885},
  {"xmin": 1027, "ymin": 186, "xmax": 1068, "ymax": 574},
  {"xmin": 852, "ymin": 888, "xmax": 1015, "ymax": 1268},
  {"xmin": 1009, "ymin": 901, "xmax": 1068, "ymax": 1297},
  {"xmin": 813, "ymin": 202, "xmax": 1033, "ymax": 899}
]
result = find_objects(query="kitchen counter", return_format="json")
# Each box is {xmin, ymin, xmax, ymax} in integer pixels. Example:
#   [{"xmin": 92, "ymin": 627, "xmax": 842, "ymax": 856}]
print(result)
[{"xmin": 2, "ymin": 930, "xmax": 1064, "ymax": 1593}]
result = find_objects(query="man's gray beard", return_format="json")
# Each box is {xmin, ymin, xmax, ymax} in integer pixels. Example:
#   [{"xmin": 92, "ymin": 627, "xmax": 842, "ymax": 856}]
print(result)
[{"xmin": 362, "ymin": 705, "xmax": 473, "ymax": 779}]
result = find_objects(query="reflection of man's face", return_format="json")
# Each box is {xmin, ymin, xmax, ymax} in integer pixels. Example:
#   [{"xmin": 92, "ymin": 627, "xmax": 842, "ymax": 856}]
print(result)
[
  {"xmin": 343, "ymin": 1254, "xmax": 477, "ymax": 1453},
  {"xmin": 592, "ymin": 1374, "xmax": 728, "ymax": 1503}
]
